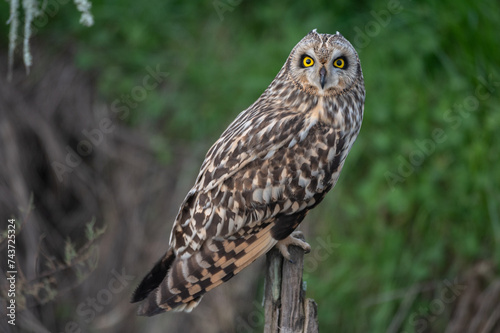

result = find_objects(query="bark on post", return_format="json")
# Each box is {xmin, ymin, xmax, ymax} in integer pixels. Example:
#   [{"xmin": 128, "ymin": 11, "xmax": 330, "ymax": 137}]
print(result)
[{"xmin": 263, "ymin": 234, "xmax": 319, "ymax": 333}]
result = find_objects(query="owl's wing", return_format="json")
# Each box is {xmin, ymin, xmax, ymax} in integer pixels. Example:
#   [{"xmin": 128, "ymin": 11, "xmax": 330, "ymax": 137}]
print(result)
[
  {"xmin": 170, "ymin": 106, "xmax": 310, "ymax": 255},
  {"xmin": 133, "ymin": 103, "xmax": 341, "ymax": 315},
  {"xmin": 195, "ymin": 106, "xmax": 304, "ymax": 194}
]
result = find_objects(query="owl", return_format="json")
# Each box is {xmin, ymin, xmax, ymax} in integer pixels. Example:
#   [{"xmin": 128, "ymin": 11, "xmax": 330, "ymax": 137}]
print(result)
[{"xmin": 131, "ymin": 29, "xmax": 365, "ymax": 315}]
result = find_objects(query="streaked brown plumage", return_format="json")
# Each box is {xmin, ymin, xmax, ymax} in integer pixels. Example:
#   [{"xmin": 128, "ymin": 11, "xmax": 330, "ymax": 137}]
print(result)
[{"xmin": 131, "ymin": 29, "xmax": 365, "ymax": 315}]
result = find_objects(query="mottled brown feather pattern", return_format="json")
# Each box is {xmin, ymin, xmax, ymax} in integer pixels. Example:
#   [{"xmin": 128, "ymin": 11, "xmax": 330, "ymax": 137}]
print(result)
[{"xmin": 132, "ymin": 29, "xmax": 365, "ymax": 316}]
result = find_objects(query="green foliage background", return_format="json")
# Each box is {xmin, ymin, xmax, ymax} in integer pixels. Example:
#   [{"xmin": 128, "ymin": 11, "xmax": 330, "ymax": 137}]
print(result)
[{"xmin": 1, "ymin": 0, "xmax": 499, "ymax": 331}]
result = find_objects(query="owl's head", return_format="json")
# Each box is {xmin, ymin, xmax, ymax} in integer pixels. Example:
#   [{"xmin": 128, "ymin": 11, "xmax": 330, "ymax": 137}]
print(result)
[{"xmin": 285, "ymin": 29, "xmax": 362, "ymax": 97}]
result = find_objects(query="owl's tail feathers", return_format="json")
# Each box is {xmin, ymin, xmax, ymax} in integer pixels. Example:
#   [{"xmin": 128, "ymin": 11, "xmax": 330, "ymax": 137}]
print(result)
[
  {"xmin": 134, "ymin": 222, "xmax": 277, "ymax": 316},
  {"xmin": 131, "ymin": 248, "xmax": 175, "ymax": 306}
]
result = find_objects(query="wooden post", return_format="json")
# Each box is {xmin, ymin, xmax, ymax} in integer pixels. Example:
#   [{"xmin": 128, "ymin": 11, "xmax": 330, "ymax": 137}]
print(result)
[{"xmin": 263, "ymin": 234, "xmax": 319, "ymax": 333}]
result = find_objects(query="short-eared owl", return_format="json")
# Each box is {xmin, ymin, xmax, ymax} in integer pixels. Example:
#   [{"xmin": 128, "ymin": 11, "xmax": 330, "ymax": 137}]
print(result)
[{"xmin": 132, "ymin": 29, "xmax": 365, "ymax": 315}]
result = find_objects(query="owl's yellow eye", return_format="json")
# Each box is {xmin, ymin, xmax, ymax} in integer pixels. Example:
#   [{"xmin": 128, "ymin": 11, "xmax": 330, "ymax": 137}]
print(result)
[
  {"xmin": 302, "ymin": 56, "xmax": 314, "ymax": 67},
  {"xmin": 333, "ymin": 58, "xmax": 345, "ymax": 68}
]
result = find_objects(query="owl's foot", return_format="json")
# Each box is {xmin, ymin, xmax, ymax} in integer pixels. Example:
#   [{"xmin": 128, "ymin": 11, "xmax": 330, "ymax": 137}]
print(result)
[{"xmin": 276, "ymin": 231, "xmax": 311, "ymax": 262}]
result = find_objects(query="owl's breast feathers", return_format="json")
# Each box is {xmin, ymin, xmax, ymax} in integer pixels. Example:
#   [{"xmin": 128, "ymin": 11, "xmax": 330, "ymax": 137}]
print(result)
[{"xmin": 132, "ymin": 83, "xmax": 363, "ymax": 315}]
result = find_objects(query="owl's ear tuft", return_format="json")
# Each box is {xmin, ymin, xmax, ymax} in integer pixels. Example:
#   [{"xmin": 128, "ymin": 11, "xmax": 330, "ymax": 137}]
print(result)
[{"xmin": 308, "ymin": 28, "xmax": 319, "ymax": 35}]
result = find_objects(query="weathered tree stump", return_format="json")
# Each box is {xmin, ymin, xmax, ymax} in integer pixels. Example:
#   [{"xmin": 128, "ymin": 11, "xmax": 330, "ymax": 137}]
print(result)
[{"xmin": 263, "ymin": 234, "xmax": 319, "ymax": 333}]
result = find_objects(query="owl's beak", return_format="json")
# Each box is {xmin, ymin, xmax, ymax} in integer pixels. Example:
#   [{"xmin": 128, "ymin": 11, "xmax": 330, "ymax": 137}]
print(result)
[{"xmin": 319, "ymin": 67, "xmax": 327, "ymax": 89}]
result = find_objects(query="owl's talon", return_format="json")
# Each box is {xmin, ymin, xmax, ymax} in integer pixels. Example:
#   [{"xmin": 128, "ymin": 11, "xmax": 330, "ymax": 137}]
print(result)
[
  {"xmin": 277, "ymin": 243, "xmax": 292, "ymax": 261},
  {"xmin": 291, "ymin": 231, "xmax": 312, "ymax": 253},
  {"xmin": 276, "ymin": 231, "xmax": 311, "ymax": 261}
]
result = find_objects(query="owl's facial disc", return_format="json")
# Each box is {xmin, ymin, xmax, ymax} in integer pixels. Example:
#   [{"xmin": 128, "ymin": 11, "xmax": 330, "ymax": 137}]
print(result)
[
  {"xmin": 288, "ymin": 32, "xmax": 360, "ymax": 96},
  {"xmin": 298, "ymin": 51, "xmax": 353, "ymax": 95}
]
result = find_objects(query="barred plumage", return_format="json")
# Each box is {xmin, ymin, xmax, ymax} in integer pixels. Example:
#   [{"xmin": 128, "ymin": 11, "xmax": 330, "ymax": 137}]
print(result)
[{"xmin": 131, "ymin": 29, "xmax": 365, "ymax": 315}]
